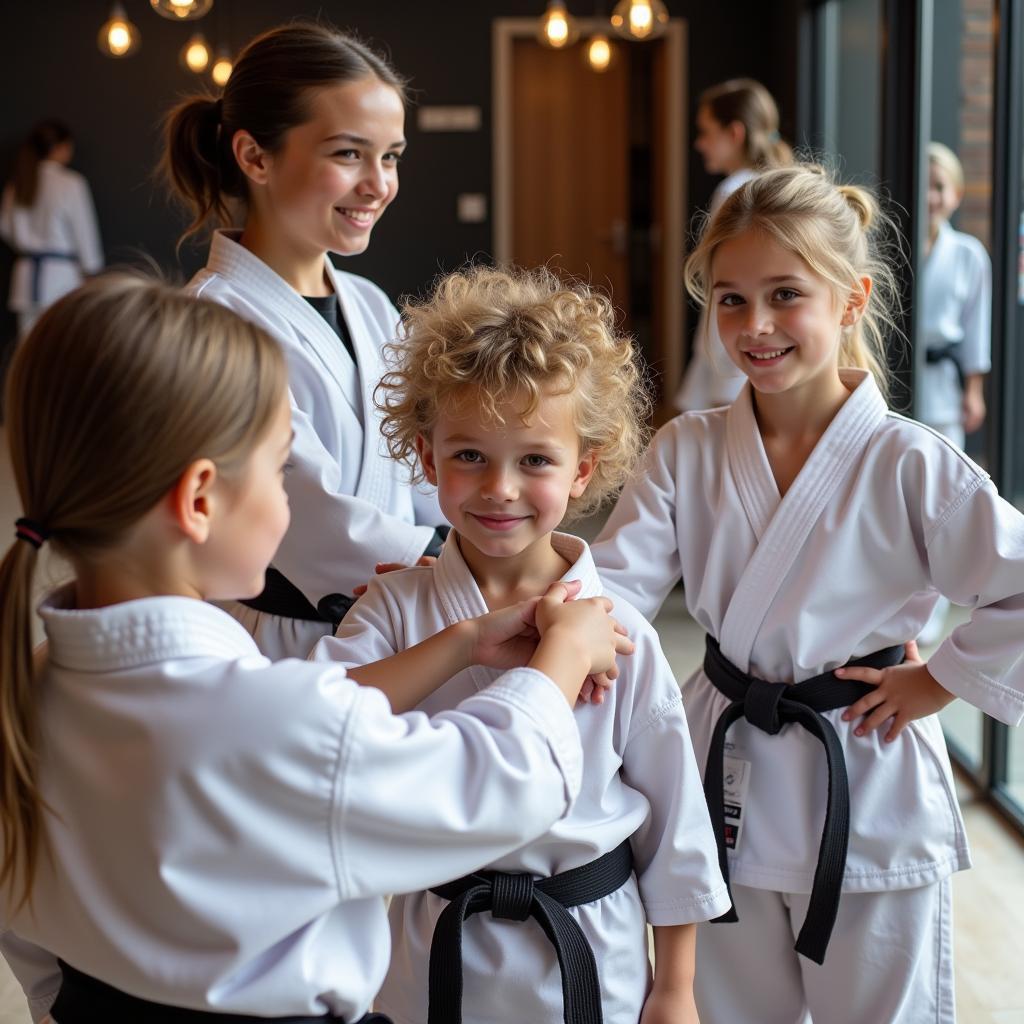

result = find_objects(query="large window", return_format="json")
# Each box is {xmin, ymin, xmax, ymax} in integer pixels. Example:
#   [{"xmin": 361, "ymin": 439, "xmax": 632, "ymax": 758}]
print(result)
[{"xmin": 803, "ymin": 0, "xmax": 1024, "ymax": 833}]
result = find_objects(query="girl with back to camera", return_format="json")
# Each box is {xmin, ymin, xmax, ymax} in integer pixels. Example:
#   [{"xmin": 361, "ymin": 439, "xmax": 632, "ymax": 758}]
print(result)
[
  {"xmin": 313, "ymin": 266, "xmax": 729, "ymax": 1024},
  {"xmin": 163, "ymin": 22, "xmax": 445, "ymax": 660},
  {"xmin": 593, "ymin": 164, "xmax": 1024, "ymax": 1023},
  {"xmin": 1, "ymin": 119, "xmax": 103, "ymax": 341},
  {"xmin": 676, "ymin": 78, "xmax": 793, "ymax": 413},
  {"xmin": 0, "ymin": 275, "xmax": 630, "ymax": 1024}
]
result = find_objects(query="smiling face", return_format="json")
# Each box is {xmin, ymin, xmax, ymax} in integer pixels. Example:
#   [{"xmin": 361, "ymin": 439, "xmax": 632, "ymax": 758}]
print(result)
[
  {"xmin": 252, "ymin": 77, "xmax": 405, "ymax": 259},
  {"xmin": 417, "ymin": 387, "xmax": 596, "ymax": 566},
  {"xmin": 711, "ymin": 228, "xmax": 863, "ymax": 400}
]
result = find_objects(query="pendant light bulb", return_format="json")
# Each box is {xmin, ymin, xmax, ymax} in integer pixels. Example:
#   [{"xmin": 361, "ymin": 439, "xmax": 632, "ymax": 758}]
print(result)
[
  {"xmin": 211, "ymin": 49, "xmax": 233, "ymax": 87},
  {"xmin": 585, "ymin": 34, "xmax": 614, "ymax": 72},
  {"xmin": 181, "ymin": 32, "xmax": 211, "ymax": 73},
  {"xmin": 538, "ymin": 1, "xmax": 579, "ymax": 49},
  {"xmin": 98, "ymin": 3, "xmax": 140, "ymax": 57},
  {"xmin": 610, "ymin": 0, "xmax": 669, "ymax": 40},
  {"xmin": 150, "ymin": 0, "xmax": 214, "ymax": 20}
]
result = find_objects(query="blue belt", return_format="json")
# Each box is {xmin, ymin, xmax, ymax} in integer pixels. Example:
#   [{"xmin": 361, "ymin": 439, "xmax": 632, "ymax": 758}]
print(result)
[{"xmin": 16, "ymin": 249, "xmax": 77, "ymax": 304}]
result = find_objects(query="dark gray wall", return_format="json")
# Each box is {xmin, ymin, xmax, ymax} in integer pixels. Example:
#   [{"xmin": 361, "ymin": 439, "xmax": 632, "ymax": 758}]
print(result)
[{"xmin": 0, "ymin": 0, "xmax": 800, "ymax": 348}]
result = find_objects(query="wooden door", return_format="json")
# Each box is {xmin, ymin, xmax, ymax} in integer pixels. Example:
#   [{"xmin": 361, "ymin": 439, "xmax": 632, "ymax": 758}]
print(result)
[{"xmin": 510, "ymin": 39, "xmax": 631, "ymax": 321}]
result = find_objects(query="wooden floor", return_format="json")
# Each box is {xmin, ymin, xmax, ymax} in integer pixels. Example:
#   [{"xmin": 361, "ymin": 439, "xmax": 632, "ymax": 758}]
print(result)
[{"xmin": 1, "ymin": 429, "xmax": 1023, "ymax": 1022}]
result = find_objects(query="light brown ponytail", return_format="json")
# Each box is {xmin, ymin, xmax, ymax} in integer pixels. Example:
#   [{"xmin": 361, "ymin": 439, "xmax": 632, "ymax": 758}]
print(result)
[
  {"xmin": 700, "ymin": 79, "xmax": 793, "ymax": 171},
  {"xmin": 0, "ymin": 274, "xmax": 287, "ymax": 909}
]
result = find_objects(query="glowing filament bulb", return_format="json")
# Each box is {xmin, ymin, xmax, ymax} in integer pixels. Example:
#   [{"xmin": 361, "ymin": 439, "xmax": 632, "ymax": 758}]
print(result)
[
  {"xmin": 211, "ymin": 57, "xmax": 233, "ymax": 87},
  {"xmin": 182, "ymin": 34, "xmax": 210, "ymax": 72},
  {"xmin": 108, "ymin": 22, "xmax": 131, "ymax": 54},
  {"xmin": 587, "ymin": 36, "xmax": 612, "ymax": 72},
  {"xmin": 538, "ymin": 1, "xmax": 578, "ymax": 49}
]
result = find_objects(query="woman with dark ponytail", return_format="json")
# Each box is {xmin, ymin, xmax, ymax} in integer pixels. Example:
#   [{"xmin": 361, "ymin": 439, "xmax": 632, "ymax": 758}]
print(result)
[
  {"xmin": 1, "ymin": 119, "xmax": 103, "ymax": 339},
  {"xmin": 162, "ymin": 22, "xmax": 446, "ymax": 659}
]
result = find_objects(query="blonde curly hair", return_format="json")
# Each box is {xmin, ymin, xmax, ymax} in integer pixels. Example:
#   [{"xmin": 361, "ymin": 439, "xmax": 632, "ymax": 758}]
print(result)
[{"xmin": 377, "ymin": 265, "xmax": 651, "ymax": 521}]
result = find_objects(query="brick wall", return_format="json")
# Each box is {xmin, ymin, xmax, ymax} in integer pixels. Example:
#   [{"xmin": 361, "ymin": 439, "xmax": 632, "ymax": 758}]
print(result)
[{"xmin": 958, "ymin": 0, "xmax": 994, "ymax": 250}]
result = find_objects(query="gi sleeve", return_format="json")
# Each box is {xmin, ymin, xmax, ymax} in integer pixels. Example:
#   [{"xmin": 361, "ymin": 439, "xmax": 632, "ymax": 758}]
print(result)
[
  {"xmin": 275, "ymin": 396, "xmax": 436, "ymax": 603},
  {"xmin": 330, "ymin": 669, "xmax": 583, "ymax": 898},
  {"xmin": 0, "ymin": 931, "xmax": 61, "ymax": 1022},
  {"xmin": 591, "ymin": 423, "xmax": 684, "ymax": 619},
  {"xmin": 618, "ymin": 631, "xmax": 731, "ymax": 925},
  {"xmin": 958, "ymin": 239, "xmax": 992, "ymax": 376},
  {"xmin": 310, "ymin": 573, "xmax": 404, "ymax": 670},
  {"xmin": 925, "ymin": 480, "xmax": 1024, "ymax": 724}
]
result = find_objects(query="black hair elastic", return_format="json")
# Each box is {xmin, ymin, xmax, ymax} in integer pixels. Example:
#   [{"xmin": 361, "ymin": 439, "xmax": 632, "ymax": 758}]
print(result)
[{"xmin": 14, "ymin": 517, "xmax": 50, "ymax": 550}]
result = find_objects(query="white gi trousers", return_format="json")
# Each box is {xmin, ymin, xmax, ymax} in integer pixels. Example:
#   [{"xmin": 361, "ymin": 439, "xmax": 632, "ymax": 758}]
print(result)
[{"xmin": 694, "ymin": 881, "xmax": 955, "ymax": 1024}]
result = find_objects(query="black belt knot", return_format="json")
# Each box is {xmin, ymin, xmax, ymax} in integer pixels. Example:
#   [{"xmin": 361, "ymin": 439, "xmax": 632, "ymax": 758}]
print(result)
[
  {"xmin": 427, "ymin": 840, "xmax": 633, "ymax": 1024},
  {"xmin": 701, "ymin": 635, "xmax": 904, "ymax": 965},
  {"xmin": 491, "ymin": 871, "xmax": 534, "ymax": 920},
  {"xmin": 744, "ymin": 678, "xmax": 788, "ymax": 734}
]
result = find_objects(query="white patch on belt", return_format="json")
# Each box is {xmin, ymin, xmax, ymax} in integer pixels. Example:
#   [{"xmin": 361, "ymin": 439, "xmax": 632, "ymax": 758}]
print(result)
[{"xmin": 722, "ymin": 753, "xmax": 751, "ymax": 852}]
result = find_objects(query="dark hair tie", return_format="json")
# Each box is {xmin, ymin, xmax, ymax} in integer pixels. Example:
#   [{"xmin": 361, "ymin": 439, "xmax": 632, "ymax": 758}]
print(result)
[{"xmin": 14, "ymin": 517, "xmax": 50, "ymax": 550}]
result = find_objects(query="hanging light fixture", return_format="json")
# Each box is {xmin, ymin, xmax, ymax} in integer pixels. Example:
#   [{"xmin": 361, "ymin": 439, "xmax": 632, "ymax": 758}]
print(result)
[
  {"xmin": 97, "ymin": 2, "xmax": 141, "ymax": 57},
  {"xmin": 151, "ymin": 0, "xmax": 213, "ymax": 20},
  {"xmin": 180, "ymin": 32, "xmax": 211, "ymax": 73},
  {"xmin": 584, "ymin": 34, "xmax": 614, "ymax": 72},
  {"xmin": 210, "ymin": 47, "xmax": 233, "ymax": 87},
  {"xmin": 610, "ymin": 0, "xmax": 669, "ymax": 40},
  {"xmin": 538, "ymin": 1, "xmax": 579, "ymax": 49}
]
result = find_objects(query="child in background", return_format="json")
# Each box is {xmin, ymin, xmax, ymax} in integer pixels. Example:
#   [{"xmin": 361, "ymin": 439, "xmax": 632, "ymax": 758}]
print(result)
[
  {"xmin": 917, "ymin": 141, "xmax": 993, "ymax": 644},
  {"xmin": 313, "ymin": 265, "xmax": 728, "ymax": 1024},
  {"xmin": 677, "ymin": 78, "xmax": 793, "ymax": 413},
  {"xmin": 593, "ymin": 164, "xmax": 1024, "ymax": 1024},
  {"xmin": 0, "ymin": 275, "xmax": 630, "ymax": 1024}
]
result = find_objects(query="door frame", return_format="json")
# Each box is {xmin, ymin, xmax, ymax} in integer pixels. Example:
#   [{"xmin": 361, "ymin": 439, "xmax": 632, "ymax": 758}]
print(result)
[{"xmin": 492, "ymin": 17, "xmax": 688, "ymax": 393}]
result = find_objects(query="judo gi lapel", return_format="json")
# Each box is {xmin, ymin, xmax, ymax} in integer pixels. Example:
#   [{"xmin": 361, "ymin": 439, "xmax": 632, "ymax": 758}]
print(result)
[
  {"xmin": 718, "ymin": 370, "xmax": 889, "ymax": 671},
  {"xmin": 325, "ymin": 261, "xmax": 395, "ymax": 508},
  {"xmin": 433, "ymin": 532, "xmax": 601, "ymax": 691},
  {"xmin": 207, "ymin": 232, "xmax": 362, "ymax": 423}
]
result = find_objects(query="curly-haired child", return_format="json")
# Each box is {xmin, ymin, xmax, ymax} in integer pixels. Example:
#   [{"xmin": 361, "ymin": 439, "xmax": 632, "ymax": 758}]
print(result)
[{"xmin": 312, "ymin": 265, "xmax": 729, "ymax": 1024}]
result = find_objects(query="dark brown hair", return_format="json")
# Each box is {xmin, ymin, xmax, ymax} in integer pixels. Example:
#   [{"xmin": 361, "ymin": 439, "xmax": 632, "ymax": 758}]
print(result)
[
  {"xmin": 161, "ymin": 21, "xmax": 408, "ymax": 242},
  {"xmin": 700, "ymin": 78, "xmax": 793, "ymax": 170},
  {"xmin": 10, "ymin": 120, "xmax": 72, "ymax": 207}
]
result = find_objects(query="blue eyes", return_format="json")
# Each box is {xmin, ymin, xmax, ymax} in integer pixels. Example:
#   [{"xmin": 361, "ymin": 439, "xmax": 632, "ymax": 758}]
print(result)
[
  {"xmin": 453, "ymin": 451, "xmax": 552, "ymax": 468},
  {"xmin": 720, "ymin": 288, "xmax": 800, "ymax": 306}
]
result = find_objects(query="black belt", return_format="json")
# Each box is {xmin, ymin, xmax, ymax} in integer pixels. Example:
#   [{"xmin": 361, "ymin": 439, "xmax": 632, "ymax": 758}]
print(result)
[
  {"xmin": 240, "ymin": 568, "xmax": 352, "ymax": 627},
  {"xmin": 926, "ymin": 344, "xmax": 966, "ymax": 391},
  {"xmin": 16, "ymin": 249, "xmax": 76, "ymax": 304},
  {"xmin": 702, "ymin": 635, "xmax": 904, "ymax": 964},
  {"xmin": 51, "ymin": 959, "xmax": 392, "ymax": 1023},
  {"xmin": 427, "ymin": 840, "xmax": 633, "ymax": 1024}
]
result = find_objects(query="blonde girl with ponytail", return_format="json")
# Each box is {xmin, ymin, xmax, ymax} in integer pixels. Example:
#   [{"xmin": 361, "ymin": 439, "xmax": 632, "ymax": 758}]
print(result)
[
  {"xmin": 677, "ymin": 78, "xmax": 795, "ymax": 412},
  {"xmin": 0, "ymin": 275, "xmax": 629, "ymax": 1024},
  {"xmin": 593, "ymin": 163, "xmax": 1024, "ymax": 1024},
  {"xmin": 162, "ymin": 21, "xmax": 448, "ymax": 662}
]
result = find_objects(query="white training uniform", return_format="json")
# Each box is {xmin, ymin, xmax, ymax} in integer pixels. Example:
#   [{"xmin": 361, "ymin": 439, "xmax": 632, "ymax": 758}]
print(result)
[
  {"xmin": 188, "ymin": 231, "xmax": 443, "ymax": 660},
  {"xmin": 673, "ymin": 168, "xmax": 755, "ymax": 412},
  {"xmin": 592, "ymin": 369, "xmax": 1024, "ymax": 1024},
  {"xmin": 917, "ymin": 221, "xmax": 992, "ymax": 448},
  {"xmin": 0, "ymin": 160, "xmax": 103, "ymax": 337},
  {"xmin": 312, "ymin": 532, "xmax": 729, "ymax": 1024},
  {"xmin": 0, "ymin": 587, "xmax": 583, "ymax": 1023}
]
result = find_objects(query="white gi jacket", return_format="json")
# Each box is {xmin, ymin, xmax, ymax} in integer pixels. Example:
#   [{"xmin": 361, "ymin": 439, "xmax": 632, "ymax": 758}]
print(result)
[
  {"xmin": 674, "ymin": 168, "xmax": 755, "ymax": 413},
  {"xmin": 593, "ymin": 370, "xmax": 1024, "ymax": 896},
  {"xmin": 188, "ymin": 231, "xmax": 442, "ymax": 658},
  {"xmin": 0, "ymin": 588, "xmax": 583, "ymax": 1022},
  {"xmin": 0, "ymin": 160, "xmax": 103, "ymax": 314},
  {"xmin": 917, "ymin": 221, "xmax": 992, "ymax": 431},
  {"xmin": 312, "ymin": 533, "xmax": 730, "ymax": 1024}
]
